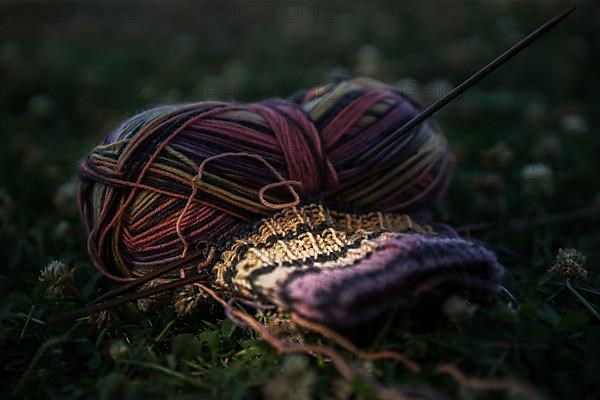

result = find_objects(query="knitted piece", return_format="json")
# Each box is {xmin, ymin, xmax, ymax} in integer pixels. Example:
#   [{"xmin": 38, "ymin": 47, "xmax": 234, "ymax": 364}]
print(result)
[{"xmin": 211, "ymin": 204, "xmax": 503, "ymax": 327}]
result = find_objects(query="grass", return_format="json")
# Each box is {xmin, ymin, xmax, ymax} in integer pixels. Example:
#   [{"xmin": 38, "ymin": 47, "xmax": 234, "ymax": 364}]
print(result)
[{"xmin": 1, "ymin": 0, "xmax": 599, "ymax": 399}]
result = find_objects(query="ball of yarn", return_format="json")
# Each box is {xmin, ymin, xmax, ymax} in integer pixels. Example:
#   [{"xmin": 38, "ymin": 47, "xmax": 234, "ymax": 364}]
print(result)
[{"xmin": 78, "ymin": 77, "xmax": 452, "ymax": 280}]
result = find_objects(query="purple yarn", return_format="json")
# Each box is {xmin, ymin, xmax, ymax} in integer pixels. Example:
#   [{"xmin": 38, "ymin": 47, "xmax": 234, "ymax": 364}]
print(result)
[{"xmin": 280, "ymin": 234, "xmax": 503, "ymax": 327}]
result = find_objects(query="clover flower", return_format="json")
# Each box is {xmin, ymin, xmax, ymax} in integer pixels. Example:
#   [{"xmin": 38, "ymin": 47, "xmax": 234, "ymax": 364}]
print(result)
[
  {"xmin": 173, "ymin": 284, "xmax": 209, "ymax": 317},
  {"xmin": 109, "ymin": 340, "xmax": 130, "ymax": 362},
  {"xmin": 549, "ymin": 248, "xmax": 588, "ymax": 283},
  {"xmin": 263, "ymin": 355, "xmax": 316, "ymax": 400},
  {"xmin": 39, "ymin": 260, "xmax": 77, "ymax": 300},
  {"xmin": 520, "ymin": 163, "xmax": 553, "ymax": 195}
]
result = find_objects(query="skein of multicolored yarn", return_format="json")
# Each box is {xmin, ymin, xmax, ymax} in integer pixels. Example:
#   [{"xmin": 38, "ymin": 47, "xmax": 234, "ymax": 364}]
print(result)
[{"xmin": 78, "ymin": 77, "xmax": 452, "ymax": 281}]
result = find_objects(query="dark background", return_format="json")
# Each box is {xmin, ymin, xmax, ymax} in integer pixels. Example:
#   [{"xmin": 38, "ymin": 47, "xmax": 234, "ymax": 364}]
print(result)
[{"xmin": 1, "ymin": 1, "xmax": 599, "ymax": 399}]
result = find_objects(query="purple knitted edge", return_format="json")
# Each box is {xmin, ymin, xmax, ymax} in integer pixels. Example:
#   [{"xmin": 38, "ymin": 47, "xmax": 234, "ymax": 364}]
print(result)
[{"xmin": 279, "ymin": 234, "xmax": 504, "ymax": 327}]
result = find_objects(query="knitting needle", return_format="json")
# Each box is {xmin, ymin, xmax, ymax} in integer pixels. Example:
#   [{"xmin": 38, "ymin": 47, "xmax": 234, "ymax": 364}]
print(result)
[
  {"xmin": 86, "ymin": 250, "xmax": 208, "ymax": 306},
  {"xmin": 49, "ymin": 273, "xmax": 209, "ymax": 325},
  {"xmin": 356, "ymin": 6, "xmax": 576, "ymax": 164}
]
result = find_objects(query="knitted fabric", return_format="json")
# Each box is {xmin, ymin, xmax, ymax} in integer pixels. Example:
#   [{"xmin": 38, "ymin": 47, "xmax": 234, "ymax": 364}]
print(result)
[{"xmin": 211, "ymin": 203, "xmax": 503, "ymax": 327}]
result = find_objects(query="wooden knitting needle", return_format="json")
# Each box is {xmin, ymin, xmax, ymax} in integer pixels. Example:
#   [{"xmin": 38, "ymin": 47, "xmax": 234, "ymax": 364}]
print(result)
[
  {"xmin": 49, "ymin": 273, "xmax": 210, "ymax": 325},
  {"xmin": 86, "ymin": 249, "xmax": 210, "ymax": 306},
  {"xmin": 356, "ymin": 6, "xmax": 576, "ymax": 164}
]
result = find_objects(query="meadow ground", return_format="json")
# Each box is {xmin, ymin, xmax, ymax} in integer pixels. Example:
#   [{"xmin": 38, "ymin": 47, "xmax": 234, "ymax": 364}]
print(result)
[{"xmin": 1, "ymin": 1, "xmax": 599, "ymax": 399}]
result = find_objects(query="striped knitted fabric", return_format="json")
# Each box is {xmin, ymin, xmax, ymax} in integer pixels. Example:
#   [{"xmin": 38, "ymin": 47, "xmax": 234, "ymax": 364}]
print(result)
[{"xmin": 211, "ymin": 203, "xmax": 503, "ymax": 327}]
